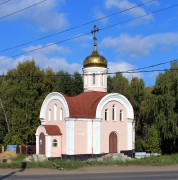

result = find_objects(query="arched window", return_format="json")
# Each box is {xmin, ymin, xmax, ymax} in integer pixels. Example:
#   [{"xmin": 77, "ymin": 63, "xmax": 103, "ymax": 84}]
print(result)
[
  {"xmin": 48, "ymin": 109, "xmax": 52, "ymax": 121},
  {"xmin": 93, "ymin": 73, "xmax": 96, "ymax": 84},
  {"xmin": 105, "ymin": 109, "xmax": 108, "ymax": 121},
  {"xmin": 59, "ymin": 108, "xmax": 63, "ymax": 121},
  {"xmin": 120, "ymin": 109, "xmax": 123, "ymax": 121},
  {"xmin": 112, "ymin": 105, "xmax": 116, "ymax": 121},
  {"xmin": 54, "ymin": 104, "xmax": 57, "ymax": 121},
  {"xmin": 52, "ymin": 139, "xmax": 58, "ymax": 147}
]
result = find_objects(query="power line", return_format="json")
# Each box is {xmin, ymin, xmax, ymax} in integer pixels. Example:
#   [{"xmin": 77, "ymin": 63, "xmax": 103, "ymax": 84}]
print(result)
[
  {"xmin": 0, "ymin": 0, "xmax": 156, "ymax": 53},
  {"xmin": 0, "ymin": 0, "xmax": 48, "ymax": 20},
  {"xmin": 0, "ymin": 0, "xmax": 11, "ymax": 6},
  {"xmin": 0, "ymin": 68, "xmax": 177, "ymax": 79},
  {"xmin": 1, "ymin": 2, "xmax": 178, "ymax": 63},
  {"xmin": 0, "ymin": 32, "xmax": 91, "ymax": 61},
  {"xmin": 100, "ymin": 3, "xmax": 178, "ymax": 31},
  {"xmin": 125, "ymin": 59, "xmax": 178, "ymax": 72}
]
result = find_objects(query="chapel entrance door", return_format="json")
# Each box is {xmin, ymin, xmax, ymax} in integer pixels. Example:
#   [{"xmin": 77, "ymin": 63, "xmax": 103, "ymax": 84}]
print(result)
[
  {"xmin": 39, "ymin": 132, "xmax": 45, "ymax": 155},
  {"xmin": 109, "ymin": 132, "xmax": 117, "ymax": 153}
]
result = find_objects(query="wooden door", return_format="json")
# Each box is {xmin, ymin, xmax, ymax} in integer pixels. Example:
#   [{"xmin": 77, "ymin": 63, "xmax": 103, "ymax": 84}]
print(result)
[
  {"xmin": 39, "ymin": 132, "xmax": 45, "ymax": 155},
  {"xmin": 109, "ymin": 132, "xmax": 117, "ymax": 153}
]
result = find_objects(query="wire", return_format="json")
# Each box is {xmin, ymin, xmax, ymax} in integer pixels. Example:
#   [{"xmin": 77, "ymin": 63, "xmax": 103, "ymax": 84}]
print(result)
[
  {"xmin": 0, "ymin": 0, "xmax": 11, "ymax": 6},
  {"xmin": 125, "ymin": 59, "xmax": 178, "ymax": 72},
  {"xmin": 0, "ymin": 68, "xmax": 177, "ymax": 79},
  {"xmin": 1, "ymin": 2, "xmax": 178, "ymax": 62},
  {"xmin": 0, "ymin": 32, "xmax": 91, "ymax": 61},
  {"xmin": 0, "ymin": 0, "xmax": 156, "ymax": 53},
  {"xmin": 0, "ymin": 0, "xmax": 48, "ymax": 20},
  {"xmin": 100, "ymin": 3, "xmax": 178, "ymax": 31}
]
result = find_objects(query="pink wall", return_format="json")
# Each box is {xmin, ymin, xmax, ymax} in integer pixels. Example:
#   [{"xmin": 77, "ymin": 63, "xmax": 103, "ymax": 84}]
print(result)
[
  {"xmin": 100, "ymin": 100, "xmax": 128, "ymax": 153},
  {"xmin": 50, "ymin": 136, "xmax": 62, "ymax": 158},
  {"xmin": 74, "ymin": 121, "xmax": 88, "ymax": 154},
  {"xmin": 45, "ymin": 99, "xmax": 66, "ymax": 154}
]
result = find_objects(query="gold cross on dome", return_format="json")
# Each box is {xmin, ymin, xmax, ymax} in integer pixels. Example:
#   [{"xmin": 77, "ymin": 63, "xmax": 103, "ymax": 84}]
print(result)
[{"xmin": 91, "ymin": 25, "xmax": 99, "ymax": 51}]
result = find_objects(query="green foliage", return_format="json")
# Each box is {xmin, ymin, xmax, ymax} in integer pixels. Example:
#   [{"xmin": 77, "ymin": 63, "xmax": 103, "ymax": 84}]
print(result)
[
  {"xmin": 152, "ymin": 61, "xmax": 178, "ymax": 153},
  {"xmin": 0, "ymin": 60, "xmax": 56, "ymax": 145},
  {"xmin": 135, "ymin": 135, "xmax": 144, "ymax": 152},
  {"xmin": 143, "ymin": 125, "xmax": 161, "ymax": 153},
  {"xmin": 0, "ymin": 59, "xmax": 177, "ymax": 155},
  {"xmin": 107, "ymin": 73, "xmax": 131, "ymax": 99},
  {"xmin": 54, "ymin": 70, "xmax": 83, "ymax": 96},
  {"xmin": 130, "ymin": 77, "xmax": 145, "ymax": 118},
  {"xmin": 1, "ymin": 154, "xmax": 178, "ymax": 168},
  {"xmin": 4, "ymin": 131, "xmax": 23, "ymax": 146}
]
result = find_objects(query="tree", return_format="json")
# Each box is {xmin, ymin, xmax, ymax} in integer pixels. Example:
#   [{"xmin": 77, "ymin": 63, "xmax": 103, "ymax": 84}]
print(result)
[
  {"xmin": 54, "ymin": 71, "xmax": 83, "ymax": 96},
  {"xmin": 71, "ymin": 72, "xmax": 83, "ymax": 96},
  {"xmin": 0, "ymin": 60, "xmax": 46, "ymax": 145},
  {"xmin": 108, "ymin": 73, "xmax": 131, "ymax": 99},
  {"xmin": 143, "ymin": 125, "xmax": 161, "ymax": 153},
  {"xmin": 130, "ymin": 77, "xmax": 145, "ymax": 120},
  {"xmin": 54, "ymin": 70, "xmax": 73, "ymax": 96},
  {"xmin": 152, "ymin": 61, "xmax": 178, "ymax": 153}
]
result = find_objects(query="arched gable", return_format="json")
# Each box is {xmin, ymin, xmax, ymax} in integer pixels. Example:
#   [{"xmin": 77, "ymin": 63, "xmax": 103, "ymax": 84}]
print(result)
[
  {"xmin": 96, "ymin": 93, "xmax": 134, "ymax": 119},
  {"xmin": 36, "ymin": 125, "xmax": 62, "ymax": 136},
  {"xmin": 36, "ymin": 125, "xmax": 47, "ymax": 136},
  {"xmin": 39, "ymin": 92, "xmax": 69, "ymax": 121}
]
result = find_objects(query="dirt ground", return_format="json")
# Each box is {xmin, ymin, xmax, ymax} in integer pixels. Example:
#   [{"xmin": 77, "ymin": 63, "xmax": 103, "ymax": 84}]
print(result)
[{"xmin": 0, "ymin": 164, "xmax": 178, "ymax": 175}]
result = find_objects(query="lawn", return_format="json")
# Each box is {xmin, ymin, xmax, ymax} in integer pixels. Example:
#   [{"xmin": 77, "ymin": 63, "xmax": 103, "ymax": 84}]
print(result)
[{"xmin": 0, "ymin": 153, "xmax": 178, "ymax": 169}]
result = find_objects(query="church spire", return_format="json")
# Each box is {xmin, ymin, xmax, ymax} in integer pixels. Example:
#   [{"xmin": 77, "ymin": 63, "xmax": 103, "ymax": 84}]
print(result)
[{"xmin": 91, "ymin": 25, "xmax": 99, "ymax": 52}]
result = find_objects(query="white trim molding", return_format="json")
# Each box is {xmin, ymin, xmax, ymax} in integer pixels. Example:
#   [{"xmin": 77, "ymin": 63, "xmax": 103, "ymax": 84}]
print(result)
[
  {"xmin": 87, "ymin": 121, "xmax": 92, "ymax": 154},
  {"xmin": 96, "ymin": 93, "xmax": 134, "ymax": 119},
  {"xmin": 46, "ymin": 135, "xmax": 51, "ymax": 158},
  {"xmin": 39, "ymin": 92, "xmax": 69, "ymax": 121},
  {"xmin": 128, "ymin": 120, "xmax": 133, "ymax": 150},
  {"xmin": 66, "ymin": 121, "xmax": 74, "ymax": 155},
  {"xmin": 36, "ymin": 135, "xmax": 39, "ymax": 154},
  {"xmin": 93, "ymin": 121, "xmax": 100, "ymax": 154}
]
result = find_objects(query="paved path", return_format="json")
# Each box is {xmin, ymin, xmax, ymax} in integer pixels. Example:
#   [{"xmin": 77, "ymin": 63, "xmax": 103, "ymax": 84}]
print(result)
[
  {"xmin": 0, "ymin": 165, "xmax": 178, "ymax": 180},
  {"xmin": 0, "ymin": 164, "xmax": 178, "ymax": 175}
]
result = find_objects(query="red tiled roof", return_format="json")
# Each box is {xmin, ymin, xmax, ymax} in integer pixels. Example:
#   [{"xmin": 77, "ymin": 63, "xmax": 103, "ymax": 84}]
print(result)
[
  {"xmin": 63, "ymin": 91, "xmax": 107, "ymax": 118},
  {"xmin": 43, "ymin": 125, "xmax": 62, "ymax": 136}
]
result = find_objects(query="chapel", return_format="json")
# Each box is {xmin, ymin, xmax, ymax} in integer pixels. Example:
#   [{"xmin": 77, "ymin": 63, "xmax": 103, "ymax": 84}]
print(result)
[{"xmin": 35, "ymin": 26, "xmax": 135, "ymax": 158}]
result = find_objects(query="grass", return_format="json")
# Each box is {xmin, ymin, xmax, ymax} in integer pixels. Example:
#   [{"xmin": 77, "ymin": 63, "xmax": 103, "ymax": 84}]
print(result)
[{"xmin": 0, "ymin": 154, "xmax": 178, "ymax": 169}]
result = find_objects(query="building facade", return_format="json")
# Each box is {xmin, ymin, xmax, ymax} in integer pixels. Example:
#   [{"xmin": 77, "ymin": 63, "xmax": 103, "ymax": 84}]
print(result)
[{"xmin": 35, "ymin": 26, "xmax": 135, "ymax": 158}]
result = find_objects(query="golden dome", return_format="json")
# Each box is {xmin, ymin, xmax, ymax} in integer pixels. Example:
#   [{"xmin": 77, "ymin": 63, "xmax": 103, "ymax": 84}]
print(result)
[
  {"xmin": 83, "ymin": 25, "xmax": 107, "ymax": 68},
  {"xmin": 83, "ymin": 50, "xmax": 107, "ymax": 68}
]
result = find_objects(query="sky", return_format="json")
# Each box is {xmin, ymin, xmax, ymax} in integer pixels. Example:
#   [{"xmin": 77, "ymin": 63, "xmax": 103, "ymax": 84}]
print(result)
[{"xmin": 0, "ymin": 0, "xmax": 178, "ymax": 86}]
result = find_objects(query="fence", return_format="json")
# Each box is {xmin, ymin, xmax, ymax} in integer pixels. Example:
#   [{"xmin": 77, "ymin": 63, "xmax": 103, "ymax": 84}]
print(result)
[{"xmin": 0, "ymin": 145, "xmax": 36, "ymax": 155}]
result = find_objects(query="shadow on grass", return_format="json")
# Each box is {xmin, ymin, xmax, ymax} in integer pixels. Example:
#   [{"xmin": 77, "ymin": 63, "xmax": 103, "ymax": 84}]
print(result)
[{"xmin": 0, "ymin": 161, "xmax": 27, "ymax": 180}]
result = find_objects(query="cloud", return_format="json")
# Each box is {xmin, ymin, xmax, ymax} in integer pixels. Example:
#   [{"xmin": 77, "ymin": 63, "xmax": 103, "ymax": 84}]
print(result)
[
  {"xmin": 0, "ymin": 42, "xmax": 82, "ymax": 75},
  {"xmin": 0, "ymin": 54, "xmax": 140, "ymax": 83},
  {"xmin": 0, "ymin": 54, "xmax": 82, "ymax": 75},
  {"xmin": 108, "ymin": 61, "xmax": 141, "ymax": 80},
  {"xmin": 0, "ymin": 0, "xmax": 68, "ymax": 31},
  {"xmin": 101, "ymin": 32, "xmax": 178, "ymax": 58},
  {"xmin": 0, "ymin": 56, "xmax": 16, "ymax": 74},
  {"xmin": 72, "ymin": 34, "xmax": 93, "ymax": 48},
  {"xmin": 23, "ymin": 43, "xmax": 71, "ymax": 56},
  {"xmin": 141, "ymin": 0, "xmax": 159, "ymax": 6},
  {"xmin": 94, "ymin": 7, "xmax": 108, "ymax": 25},
  {"xmin": 105, "ymin": 0, "xmax": 153, "ymax": 21}
]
